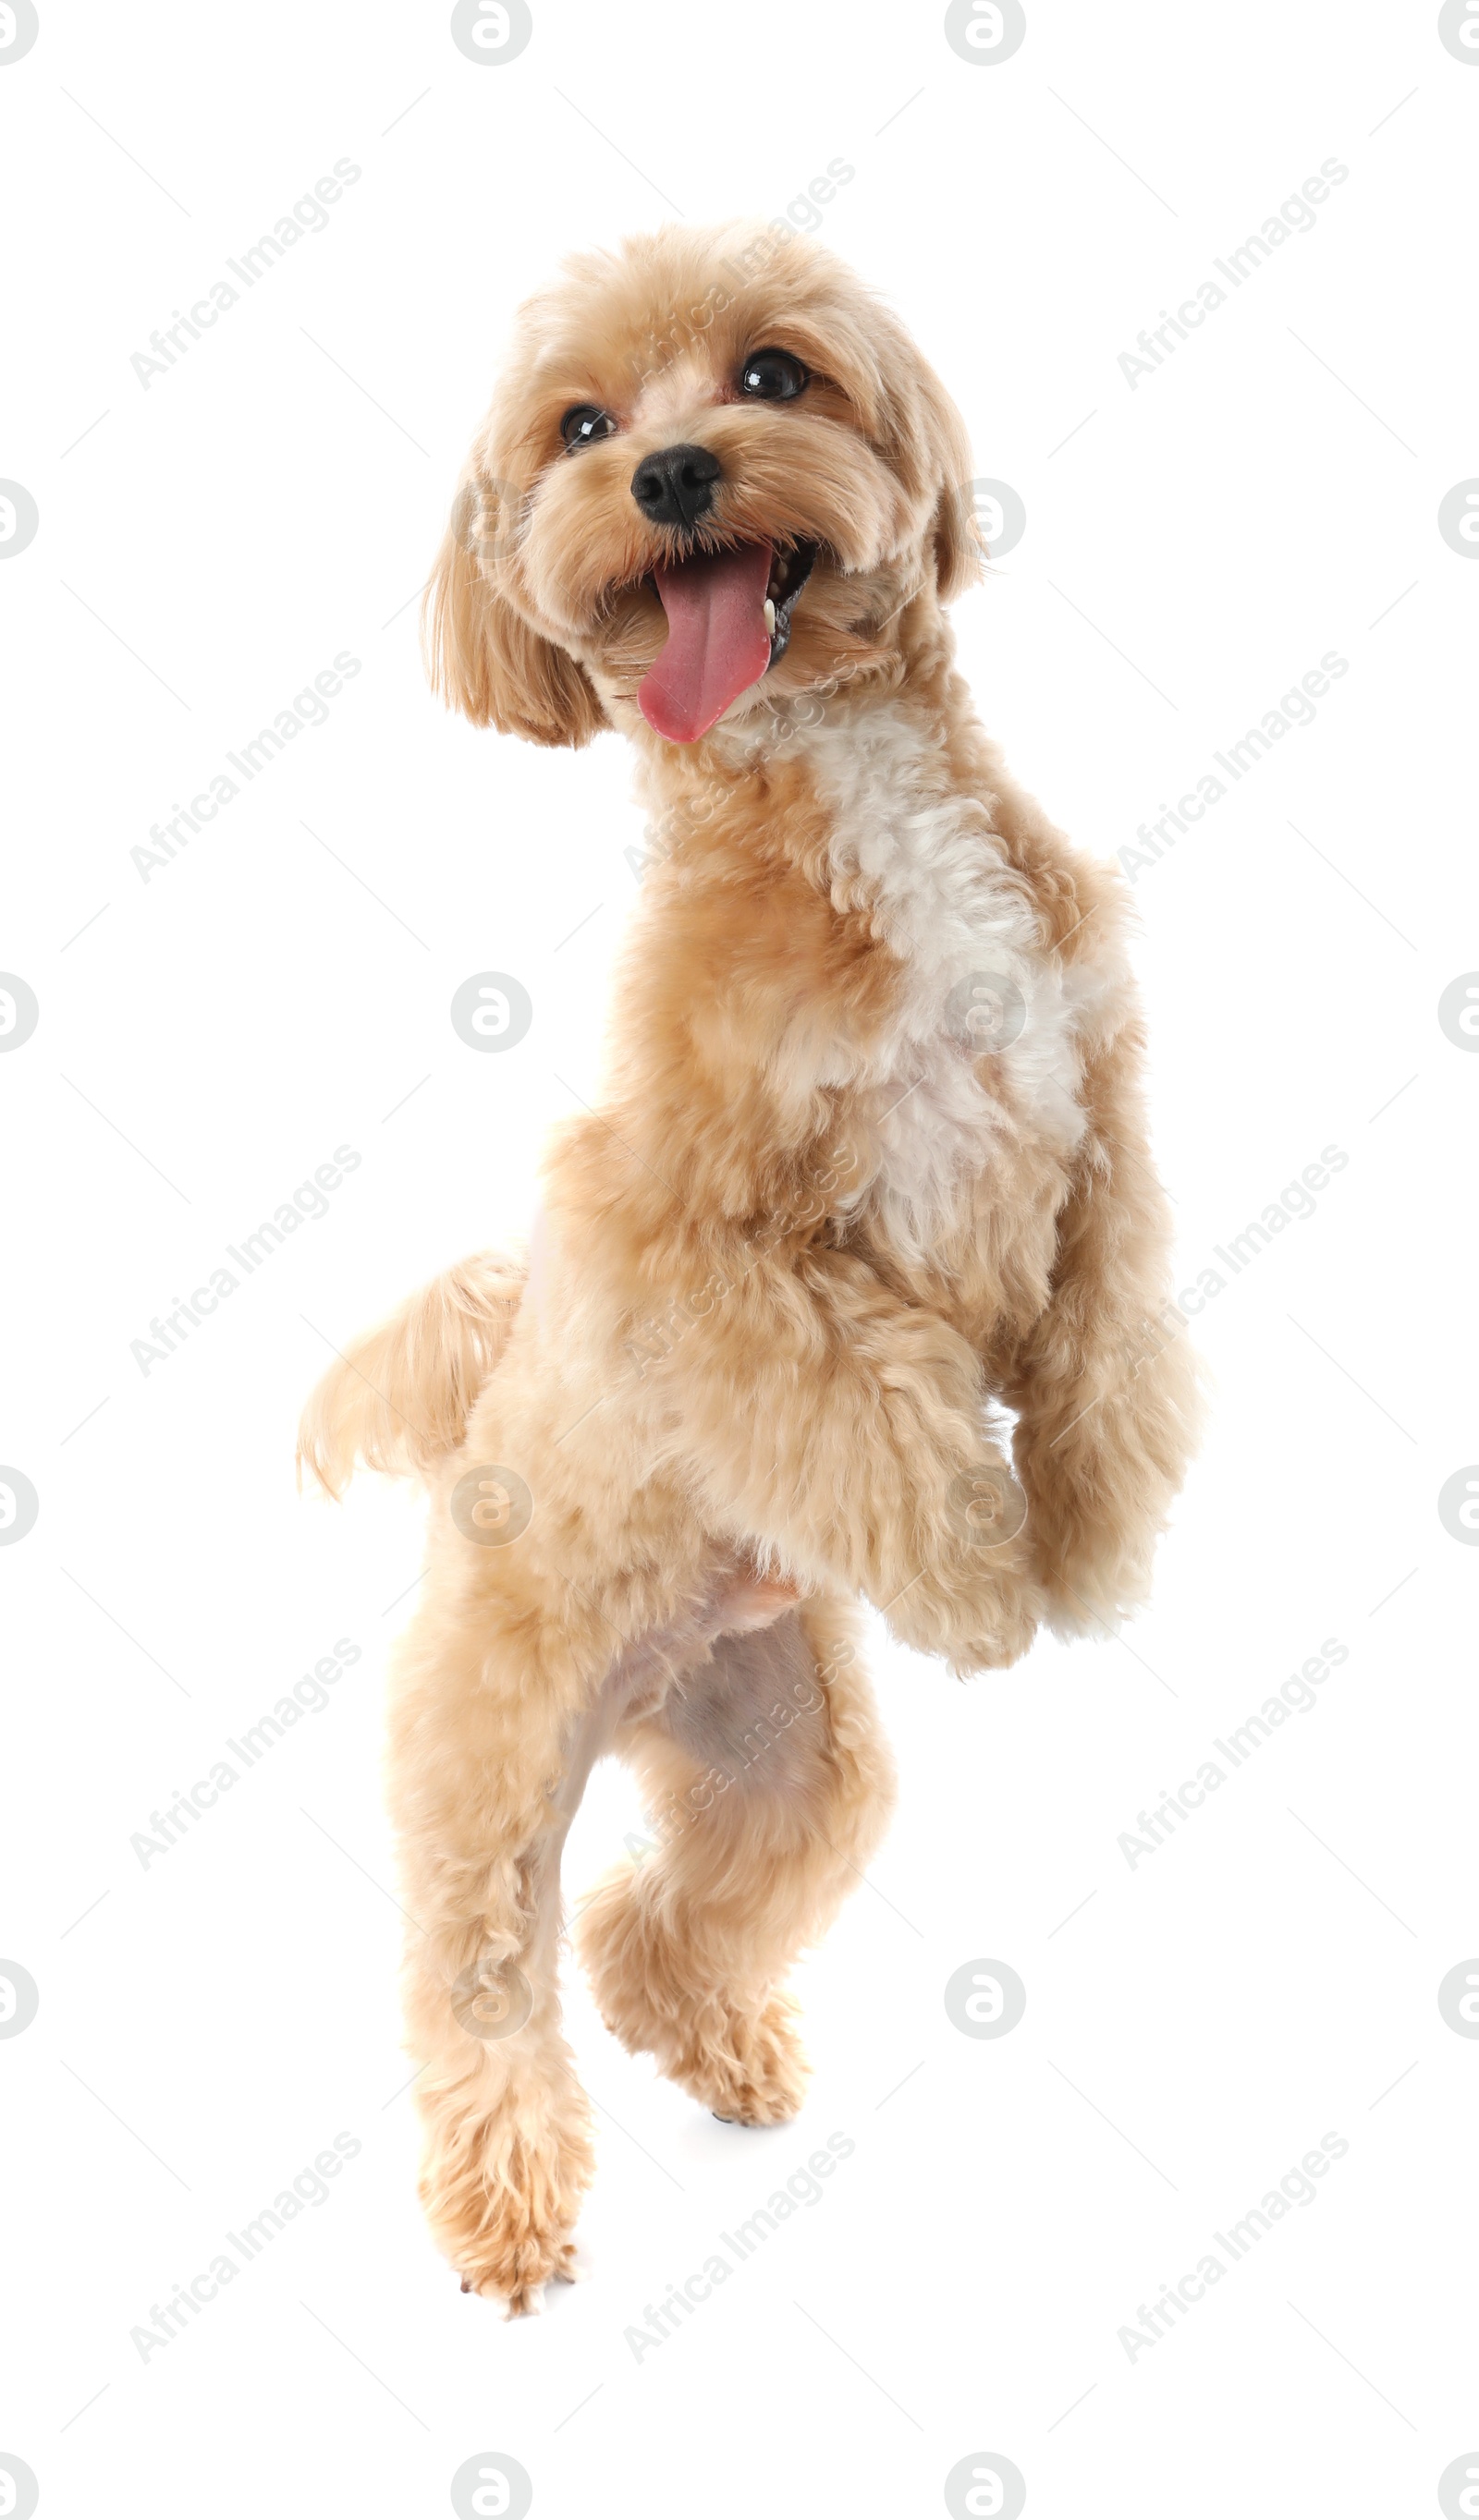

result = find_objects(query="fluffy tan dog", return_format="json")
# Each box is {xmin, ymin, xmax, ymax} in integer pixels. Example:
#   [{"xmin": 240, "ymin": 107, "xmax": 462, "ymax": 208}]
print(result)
[{"xmin": 299, "ymin": 221, "xmax": 1199, "ymax": 2313}]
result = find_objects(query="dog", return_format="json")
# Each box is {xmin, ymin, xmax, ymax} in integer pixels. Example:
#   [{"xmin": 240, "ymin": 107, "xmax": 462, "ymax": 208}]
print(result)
[{"xmin": 299, "ymin": 220, "xmax": 1200, "ymax": 2314}]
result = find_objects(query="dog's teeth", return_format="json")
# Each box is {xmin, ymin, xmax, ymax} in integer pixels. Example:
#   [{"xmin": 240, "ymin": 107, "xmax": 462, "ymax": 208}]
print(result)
[{"xmin": 764, "ymin": 598, "xmax": 776, "ymax": 636}]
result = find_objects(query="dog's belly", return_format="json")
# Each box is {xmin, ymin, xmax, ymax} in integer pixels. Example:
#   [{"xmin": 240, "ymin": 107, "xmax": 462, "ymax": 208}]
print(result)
[
  {"xmin": 654, "ymin": 1612, "xmax": 826, "ymax": 1800},
  {"xmin": 554, "ymin": 1555, "xmax": 803, "ymax": 1803},
  {"xmin": 525, "ymin": 1594, "xmax": 820, "ymax": 1975}
]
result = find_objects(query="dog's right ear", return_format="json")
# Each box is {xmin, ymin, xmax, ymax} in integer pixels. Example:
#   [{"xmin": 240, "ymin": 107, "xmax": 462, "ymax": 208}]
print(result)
[{"xmin": 423, "ymin": 476, "xmax": 605, "ymax": 749}]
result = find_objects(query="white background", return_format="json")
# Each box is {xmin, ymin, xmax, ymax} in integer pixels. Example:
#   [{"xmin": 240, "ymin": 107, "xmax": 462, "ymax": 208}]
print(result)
[{"xmin": 2, "ymin": 3, "xmax": 1476, "ymax": 2514}]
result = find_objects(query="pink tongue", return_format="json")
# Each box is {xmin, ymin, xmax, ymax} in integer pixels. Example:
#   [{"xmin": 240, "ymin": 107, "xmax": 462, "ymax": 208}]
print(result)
[{"xmin": 639, "ymin": 542, "xmax": 774, "ymax": 743}]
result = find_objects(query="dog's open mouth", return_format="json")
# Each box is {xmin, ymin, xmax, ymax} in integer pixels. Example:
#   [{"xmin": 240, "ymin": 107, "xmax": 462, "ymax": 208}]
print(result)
[{"xmin": 638, "ymin": 540, "xmax": 816, "ymax": 744}]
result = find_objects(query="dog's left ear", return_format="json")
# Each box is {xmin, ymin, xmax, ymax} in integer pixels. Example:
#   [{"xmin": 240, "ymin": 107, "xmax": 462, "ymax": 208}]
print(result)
[
  {"xmin": 423, "ymin": 471, "xmax": 606, "ymax": 749},
  {"xmin": 915, "ymin": 361, "xmax": 984, "ymax": 604},
  {"xmin": 868, "ymin": 307, "xmax": 984, "ymax": 604}
]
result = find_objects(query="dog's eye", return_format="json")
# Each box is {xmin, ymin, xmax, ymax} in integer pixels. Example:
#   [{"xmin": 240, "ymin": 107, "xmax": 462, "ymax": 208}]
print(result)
[
  {"xmin": 739, "ymin": 349, "xmax": 809, "ymax": 402},
  {"xmin": 560, "ymin": 405, "xmax": 617, "ymax": 450}
]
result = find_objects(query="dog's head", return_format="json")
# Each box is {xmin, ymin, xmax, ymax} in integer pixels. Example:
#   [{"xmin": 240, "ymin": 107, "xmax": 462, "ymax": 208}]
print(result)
[{"xmin": 426, "ymin": 222, "xmax": 979, "ymax": 749}]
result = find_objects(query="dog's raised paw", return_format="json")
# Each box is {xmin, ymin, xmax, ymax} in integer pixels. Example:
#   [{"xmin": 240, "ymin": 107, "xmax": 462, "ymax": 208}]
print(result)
[{"xmin": 686, "ymin": 1995, "xmax": 809, "ymax": 2127}]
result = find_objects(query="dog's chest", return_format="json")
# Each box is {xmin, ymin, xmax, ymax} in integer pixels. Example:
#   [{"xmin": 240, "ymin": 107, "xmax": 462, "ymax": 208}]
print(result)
[{"xmin": 800, "ymin": 706, "xmax": 1090, "ymax": 1256}]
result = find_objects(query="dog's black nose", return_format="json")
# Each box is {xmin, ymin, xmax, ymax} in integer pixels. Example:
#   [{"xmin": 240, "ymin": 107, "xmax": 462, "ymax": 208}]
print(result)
[{"xmin": 630, "ymin": 442, "xmax": 722, "ymax": 529}]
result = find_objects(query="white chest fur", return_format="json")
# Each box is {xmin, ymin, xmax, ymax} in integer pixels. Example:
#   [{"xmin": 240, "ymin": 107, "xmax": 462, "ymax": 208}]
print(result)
[{"xmin": 799, "ymin": 702, "xmax": 1093, "ymax": 1257}]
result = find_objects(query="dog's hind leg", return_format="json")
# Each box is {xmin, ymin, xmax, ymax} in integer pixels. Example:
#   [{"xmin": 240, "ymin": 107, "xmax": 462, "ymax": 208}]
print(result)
[
  {"xmin": 388, "ymin": 1601, "xmax": 598, "ymax": 2317},
  {"xmin": 575, "ymin": 1596, "xmax": 895, "ymax": 2126},
  {"xmin": 387, "ymin": 1533, "xmax": 778, "ymax": 2309}
]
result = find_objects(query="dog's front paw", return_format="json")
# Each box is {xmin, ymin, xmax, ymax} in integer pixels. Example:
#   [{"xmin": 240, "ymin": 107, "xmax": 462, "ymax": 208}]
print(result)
[
  {"xmin": 947, "ymin": 1610, "xmax": 1040, "ymax": 1676},
  {"xmin": 943, "ymin": 1577, "xmax": 1041, "ymax": 1676},
  {"xmin": 872, "ymin": 1449, "xmax": 1043, "ymax": 1673},
  {"xmin": 1027, "ymin": 1523, "xmax": 1155, "ymax": 1643},
  {"xmin": 886, "ymin": 1541, "xmax": 1042, "ymax": 1675}
]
